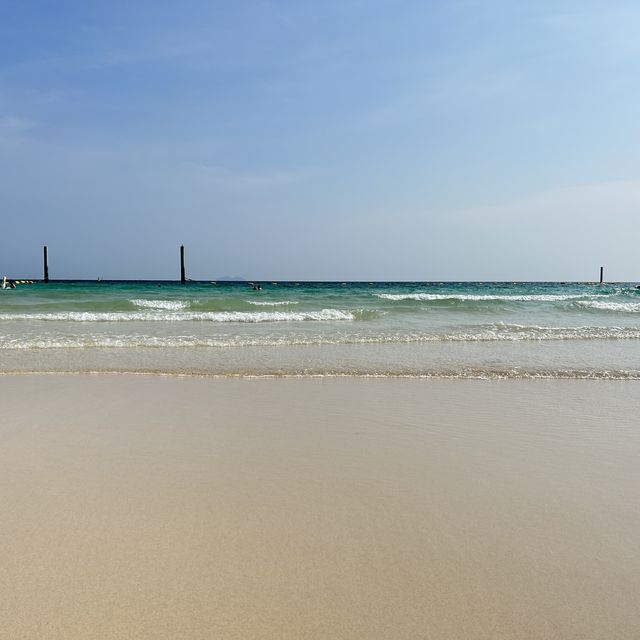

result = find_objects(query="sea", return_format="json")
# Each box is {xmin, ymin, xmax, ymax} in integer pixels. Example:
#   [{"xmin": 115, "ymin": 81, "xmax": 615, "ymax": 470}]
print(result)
[{"xmin": 1, "ymin": 280, "xmax": 640, "ymax": 378}]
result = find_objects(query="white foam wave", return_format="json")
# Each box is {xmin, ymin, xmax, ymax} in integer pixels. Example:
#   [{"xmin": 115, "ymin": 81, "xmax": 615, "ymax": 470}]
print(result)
[
  {"xmin": 577, "ymin": 301, "xmax": 640, "ymax": 312},
  {"xmin": 0, "ymin": 309, "xmax": 356, "ymax": 323},
  {"xmin": 447, "ymin": 324, "xmax": 640, "ymax": 341},
  {"xmin": 3, "ymin": 324, "xmax": 640, "ymax": 350},
  {"xmin": 246, "ymin": 300, "xmax": 299, "ymax": 306},
  {"xmin": 374, "ymin": 293, "xmax": 592, "ymax": 302},
  {"xmin": 130, "ymin": 299, "xmax": 190, "ymax": 310}
]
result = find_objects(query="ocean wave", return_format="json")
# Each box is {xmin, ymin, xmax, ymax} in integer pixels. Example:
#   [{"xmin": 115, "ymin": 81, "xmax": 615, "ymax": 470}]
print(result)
[
  {"xmin": 130, "ymin": 299, "xmax": 190, "ymax": 310},
  {"xmin": 374, "ymin": 293, "xmax": 595, "ymax": 302},
  {"xmin": 0, "ymin": 309, "xmax": 360, "ymax": 323},
  {"xmin": 452, "ymin": 324, "xmax": 640, "ymax": 340},
  {"xmin": 576, "ymin": 300, "xmax": 640, "ymax": 312},
  {"xmin": 3, "ymin": 324, "xmax": 640, "ymax": 350},
  {"xmin": 246, "ymin": 300, "xmax": 299, "ymax": 306}
]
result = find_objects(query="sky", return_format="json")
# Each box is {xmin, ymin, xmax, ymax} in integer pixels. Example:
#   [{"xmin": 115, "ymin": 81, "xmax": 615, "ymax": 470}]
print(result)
[{"xmin": 1, "ymin": 0, "xmax": 640, "ymax": 280}]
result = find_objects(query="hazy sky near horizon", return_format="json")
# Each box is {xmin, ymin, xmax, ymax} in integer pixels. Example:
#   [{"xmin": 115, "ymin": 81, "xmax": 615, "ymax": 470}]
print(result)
[{"xmin": 1, "ymin": 1, "xmax": 640, "ymax": 280}]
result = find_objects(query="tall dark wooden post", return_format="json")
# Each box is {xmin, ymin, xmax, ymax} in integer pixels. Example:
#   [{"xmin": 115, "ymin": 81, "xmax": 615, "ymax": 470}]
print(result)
[
  {"xmin": 599, "ymin": 266, "xmax": 604, "ymax": 284},
  {"xmin": 43, "ymin": 245, "xmax": 49, "ymax": 282},
  {"xmin": 180, "ymin": 245, "xmax": 186, "ymax": 284}
]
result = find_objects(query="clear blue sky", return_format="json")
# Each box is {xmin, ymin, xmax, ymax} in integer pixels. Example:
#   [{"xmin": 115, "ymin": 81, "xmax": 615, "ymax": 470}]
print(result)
[{"xmin": 1, "ymin": 1, "xmax": 639, "ymax": 280}]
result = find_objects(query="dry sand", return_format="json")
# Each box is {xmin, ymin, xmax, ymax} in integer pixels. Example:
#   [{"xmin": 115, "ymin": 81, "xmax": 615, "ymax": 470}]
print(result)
[{"xmin": 0, "ymin": 375, "xmax": 639, "ymax": 639}]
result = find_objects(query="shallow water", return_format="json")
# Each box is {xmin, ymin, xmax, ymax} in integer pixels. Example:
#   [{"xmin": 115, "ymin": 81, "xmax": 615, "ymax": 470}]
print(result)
[{"xmin": 1, "ymin": 280, "xmax": 640, "ymax": 376}]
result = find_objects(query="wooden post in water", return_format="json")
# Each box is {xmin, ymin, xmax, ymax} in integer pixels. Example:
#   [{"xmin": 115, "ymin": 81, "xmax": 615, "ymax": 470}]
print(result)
[
  {"xmin": 600, "ymin": 266, "xmax": 604, "ymax": 284},
  {"xmin": 180, "ymin": 244, "xmax": 186, "ymax": 284},
  {"xmin": 43, "ymin": 245, "xmax": 49, "ymax": 282}
]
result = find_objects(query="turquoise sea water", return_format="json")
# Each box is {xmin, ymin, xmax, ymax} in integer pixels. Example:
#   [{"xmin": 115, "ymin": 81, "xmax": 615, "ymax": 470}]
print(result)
[{"xmin": 1, "ymin": 280, "xmax": 640, "ymax": 377}]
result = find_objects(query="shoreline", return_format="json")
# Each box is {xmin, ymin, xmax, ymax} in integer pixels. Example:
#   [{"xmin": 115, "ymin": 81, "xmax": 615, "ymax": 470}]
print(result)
[
  {"xmin": 2, "ymin": 368, "xmax": 640, "ymax": 379},
  {"xmin": 2, "ymin": 375, "xmax": 639, "ymax": 638}
]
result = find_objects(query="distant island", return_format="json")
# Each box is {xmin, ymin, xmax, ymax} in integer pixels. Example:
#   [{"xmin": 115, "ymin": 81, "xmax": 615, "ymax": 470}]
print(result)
[{"xmin": 216, "ymin": 276, "xmax": 247, "ymax": 281}]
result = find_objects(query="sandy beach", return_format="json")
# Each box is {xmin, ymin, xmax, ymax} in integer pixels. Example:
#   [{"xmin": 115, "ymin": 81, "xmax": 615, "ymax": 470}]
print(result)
[{"xmin": 1, "ymin": 375, "xmax": 638, "ymax": 639}]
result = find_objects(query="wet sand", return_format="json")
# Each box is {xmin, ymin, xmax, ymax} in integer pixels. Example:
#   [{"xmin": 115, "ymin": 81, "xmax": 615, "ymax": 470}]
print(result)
[{"xmin": 1, "ymin": 375, "xmax": 639, "ymax": 639}]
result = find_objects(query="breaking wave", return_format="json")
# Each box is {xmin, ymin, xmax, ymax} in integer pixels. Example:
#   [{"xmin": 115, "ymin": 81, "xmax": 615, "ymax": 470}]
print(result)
[
  {"xmin": 576, "ymin": 300, "xmax": 640, "ymax": 313},
  {"xmin": 0, "ymin": 309, "xmax": 363, "ymax": 323},
  {"xmin": 4, "ymin": 323, "xmax": 640, "ymax": 350},
  {"xmin": 246, "ymin": 300, "xmax": 299, "ymax": 306},
  {"xmin": 374, "ymin": 293, "xmax": 596, "ymax": 302},
  {"xmin": 130, "ymin": 299, "xmax": 190, "ymax": 310}
]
